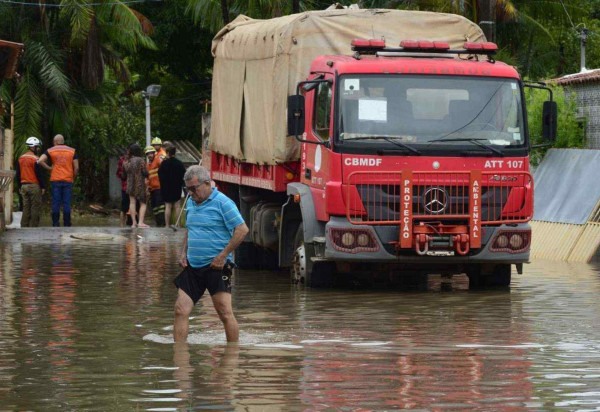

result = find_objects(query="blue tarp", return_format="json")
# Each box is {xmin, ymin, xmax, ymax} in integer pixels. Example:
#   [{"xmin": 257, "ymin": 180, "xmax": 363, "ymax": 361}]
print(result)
[{"xmin": 533, "ymin": 149, "xmax": 600, "ymax": 224}]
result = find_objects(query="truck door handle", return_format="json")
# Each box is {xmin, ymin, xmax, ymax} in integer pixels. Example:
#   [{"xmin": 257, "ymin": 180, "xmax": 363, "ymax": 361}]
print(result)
[{"xmin": 305, "ymin": 168, "xmax": 312, "ymax": 179}]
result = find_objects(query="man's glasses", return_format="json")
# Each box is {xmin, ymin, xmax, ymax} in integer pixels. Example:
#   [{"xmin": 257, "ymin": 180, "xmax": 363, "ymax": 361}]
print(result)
[
  {"xmin": 184, "ymin": 181, "xmax": 210, "ymax": 193},
  {"xmin": 185, "ymin": 184, "xmax": 200, "ymax": 193}
]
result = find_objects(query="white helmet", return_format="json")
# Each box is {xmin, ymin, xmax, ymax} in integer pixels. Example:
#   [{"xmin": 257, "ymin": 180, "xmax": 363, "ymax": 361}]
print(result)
[{"xmin": 25, "ymin": 137, "xmax": 41, "ymax": 147}]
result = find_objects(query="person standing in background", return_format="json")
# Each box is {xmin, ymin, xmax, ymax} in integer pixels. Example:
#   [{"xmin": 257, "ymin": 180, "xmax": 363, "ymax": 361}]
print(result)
[
  {"xmin": 158, "ymin": 142, "xmax": 186, "ymax": 226},
  {"xmin": 116, "ymin": 148, "xmax": 131, "ymax": 227},
  {"xmin": 145, "ymin": 145, "xmax": 165, "ymax": 227},
  {"xmin": 15, "ymin": 137, "xmax": 45, "ymax": 227},
  {"xmin": 38, "ymin": 134, "xmax": 78, "ymax": 227},
  {"xmin": 124, "ymin": 143, "xmax": 149, "ymax": 228},
  {"xmin": 151, "ymin": 137, "xmax": 167, "ymax": 161}
]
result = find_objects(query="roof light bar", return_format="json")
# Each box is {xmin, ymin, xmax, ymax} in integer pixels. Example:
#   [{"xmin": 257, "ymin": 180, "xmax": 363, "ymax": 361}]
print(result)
[
  {"xmin": 351, "ymin": 38, "xmax": 386, "ymax": 53},
  {"xmin": 350, "ymin": 39, "xmax": 499, "ymax": 58},
  {"xmin": 400, "ymin": 40, "xmax": 450, "ymax": 51},
  {"xmin": 463, "ymin": 42, "xmax": 498, "ymax": 52}
]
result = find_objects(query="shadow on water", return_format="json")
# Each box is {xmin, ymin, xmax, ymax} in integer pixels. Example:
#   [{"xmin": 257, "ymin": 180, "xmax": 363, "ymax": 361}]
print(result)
[{"xmin": 1, "ymin": 228, "xmax": 600, "ymax": 410}]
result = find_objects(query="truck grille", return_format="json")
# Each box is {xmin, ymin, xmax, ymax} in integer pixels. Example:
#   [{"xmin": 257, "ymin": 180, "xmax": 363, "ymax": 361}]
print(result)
[{"xmin": 345, "ymin": 171, "xmax": 532, "ymax": 225}]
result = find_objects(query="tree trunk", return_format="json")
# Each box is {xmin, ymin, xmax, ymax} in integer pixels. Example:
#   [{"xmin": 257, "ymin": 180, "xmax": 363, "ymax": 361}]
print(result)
[{"xmin": 220, "ymin": 0, "xmax": 230, "ymax": 25}]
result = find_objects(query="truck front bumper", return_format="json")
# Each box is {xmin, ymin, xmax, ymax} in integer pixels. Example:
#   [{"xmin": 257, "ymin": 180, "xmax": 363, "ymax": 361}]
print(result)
[{"xmin": 322, "ymin": 216, "xmax": 531, "ymax": 264}]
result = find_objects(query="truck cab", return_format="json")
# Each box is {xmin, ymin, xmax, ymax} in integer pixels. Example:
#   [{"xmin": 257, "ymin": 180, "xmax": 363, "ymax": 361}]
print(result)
[{"xmin": 284, "ymin": 40, "xmax": 551, "ymax": 287}]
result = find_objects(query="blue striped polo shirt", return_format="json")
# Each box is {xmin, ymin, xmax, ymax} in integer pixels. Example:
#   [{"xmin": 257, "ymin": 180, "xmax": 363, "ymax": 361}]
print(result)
[{"xmin": 186, "ymin": 188, "xmax": 245, "ymax": 268}]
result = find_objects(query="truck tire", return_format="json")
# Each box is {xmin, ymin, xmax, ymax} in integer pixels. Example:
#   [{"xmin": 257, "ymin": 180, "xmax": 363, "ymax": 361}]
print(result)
[
  {"xmin": 467, "ymin": 264, "xmax": 512, "ymax": 289},
  {"xmin": 291, "ymin": 224, "xmax": 334, "ymax": 287}
]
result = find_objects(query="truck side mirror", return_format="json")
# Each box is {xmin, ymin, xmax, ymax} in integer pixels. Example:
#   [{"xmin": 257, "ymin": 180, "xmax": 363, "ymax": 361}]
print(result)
[
  {"xmin": 542, "ymin": 101, "xmax": 557, "ymax": 142},
  {"xmin": 287, "ymin": 95, "xmax": 305, "ymax": 137}
]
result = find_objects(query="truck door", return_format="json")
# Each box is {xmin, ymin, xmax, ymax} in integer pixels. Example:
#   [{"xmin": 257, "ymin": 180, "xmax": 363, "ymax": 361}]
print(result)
[
  {"xmin": 303, "ymin": 79, "xmax": 333, "ymax": 191},
  {"xmin": 301, "ymin": 78, "xmax": 334, "ymax": 221}
]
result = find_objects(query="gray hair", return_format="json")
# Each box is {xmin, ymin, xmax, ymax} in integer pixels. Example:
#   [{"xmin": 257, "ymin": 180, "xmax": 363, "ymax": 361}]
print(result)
[{"xmin": 184, "ymin": 165, "xmax": 210, "ymax": 183}]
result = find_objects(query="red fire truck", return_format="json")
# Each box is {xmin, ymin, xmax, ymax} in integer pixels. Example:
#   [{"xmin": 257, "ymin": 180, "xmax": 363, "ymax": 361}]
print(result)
[{"xmin": 207, "ymin": 9, "xmax": 555, "ymax": 287}]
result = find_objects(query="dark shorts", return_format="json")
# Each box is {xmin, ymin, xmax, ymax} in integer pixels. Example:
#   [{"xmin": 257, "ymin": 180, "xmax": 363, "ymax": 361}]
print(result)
[
  {"xmin": 174, "ymin": 262, "xmax": 234, "ymax": 304},
  {"xmin": 121, "ymin": 190, "xmax": 130, "ymax": 213}
]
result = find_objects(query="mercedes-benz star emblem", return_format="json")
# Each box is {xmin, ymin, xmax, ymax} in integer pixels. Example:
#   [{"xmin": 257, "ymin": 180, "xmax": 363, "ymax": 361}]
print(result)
[{"xmin": 423, "ymin": 187, "xmax": 448, "ymax": 214}]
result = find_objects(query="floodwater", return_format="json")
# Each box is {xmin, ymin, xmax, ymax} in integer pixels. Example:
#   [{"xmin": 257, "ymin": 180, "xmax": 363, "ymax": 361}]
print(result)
[{"xmin": 1, "ymin": 229, "xmax": 600, "ymax": 411}]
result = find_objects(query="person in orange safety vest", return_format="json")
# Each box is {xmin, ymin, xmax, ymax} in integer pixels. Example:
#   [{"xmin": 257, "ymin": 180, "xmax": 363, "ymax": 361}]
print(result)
[
  {"xmin": 38, "ymin": 134, "xmax": 79, "ymax": 227},
  {"xmin": 15, "ymin": 137, "xmax": 46, "ymax": 227},
  {"xmin": 145, "ymin": 145, "xmax": 165, "ymax": 226},
  {"xmin": 151, "ymin": 137, "xmax": 167, "ymax": 161}
]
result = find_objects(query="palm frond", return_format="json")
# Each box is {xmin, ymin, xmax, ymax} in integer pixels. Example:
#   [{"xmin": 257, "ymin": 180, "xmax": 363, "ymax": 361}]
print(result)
[
  {"xmin": 25, "ymin": 40, "xmax": 71, "ymax": 96},
  {"xmin": 130, "ymin": 9, "xmax": 154, "ymax": 35},
  {"xmin": 101, "ymin": 45, "xmax": 131, "ymax": 84},
  {"xmin": 14, "ymin": 71, "xmax": 43, "ymax": 146},
  {"xmin": 186, "ymin": 0, "xmax": 224, "ymax": 32},
  {"xmin": 97, "ymin": 1, "xmax": 157, "ymax": 52},
  {"xmin": 518, "ymin": 12, "xmax": 555, "ymax": 43},
  {"xmin": 60, "ymin": 0, "xmax": 95, "ymax": 47}
]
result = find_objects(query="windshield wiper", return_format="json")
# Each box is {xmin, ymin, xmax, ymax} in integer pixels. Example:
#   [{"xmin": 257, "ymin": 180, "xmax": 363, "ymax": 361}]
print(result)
[
  {"xmin": 347, "ymin": 136, "xmax": 421, "ymax": 155},
  {"xmin": 428, "ymin": 137, "xmax": 504, "ymax": 156}
]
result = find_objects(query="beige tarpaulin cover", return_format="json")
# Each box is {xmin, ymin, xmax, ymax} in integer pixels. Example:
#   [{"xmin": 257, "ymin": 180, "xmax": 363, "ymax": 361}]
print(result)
[{"xmin": 210, "ymin": 9, "xmax": 486, "ymax": 165}]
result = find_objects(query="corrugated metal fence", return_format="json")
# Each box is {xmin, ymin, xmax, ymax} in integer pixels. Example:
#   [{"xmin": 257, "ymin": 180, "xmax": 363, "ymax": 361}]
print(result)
[{"xmin": 531, "ymin": 149, "xmax": 600, "ymax": 262}]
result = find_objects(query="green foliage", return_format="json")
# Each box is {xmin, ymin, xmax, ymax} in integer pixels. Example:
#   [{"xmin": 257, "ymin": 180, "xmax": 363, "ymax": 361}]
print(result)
[
  {"xmin": 75, "ymin": 97, "xmax": 145, "ymax": 202},
  {"xmin": 2, "ymin": 0, "xmax": 600, "ymax": 204},
  {"xmin": 525, "ymin": 84, "xmax": 585, "ymax": 164}
]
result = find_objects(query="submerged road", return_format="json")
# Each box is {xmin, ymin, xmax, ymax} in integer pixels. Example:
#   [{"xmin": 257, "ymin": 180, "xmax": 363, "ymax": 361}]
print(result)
[{"xmin": 1, "ymin": 228, "xmax": 599, "ymax": 410}]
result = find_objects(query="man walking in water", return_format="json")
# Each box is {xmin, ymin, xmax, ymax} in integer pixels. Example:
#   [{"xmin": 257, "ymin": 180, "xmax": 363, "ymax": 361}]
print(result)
[
  {"xmin": 173, "ymin": 165, "xmax": 248, "ymax": 343},
  {"xmin": 38, "ymin": 134, "xmax": 78, "ymax": 227}
]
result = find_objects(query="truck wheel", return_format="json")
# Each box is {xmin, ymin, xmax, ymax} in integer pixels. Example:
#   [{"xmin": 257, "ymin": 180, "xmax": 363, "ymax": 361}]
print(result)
[
  {"xmin": 291, "ymin": 224, "xmax": 334, "ymax": 287},
  {"xmin": 467, "ymin": 264, "xmax": 511, "ymax": 289}
]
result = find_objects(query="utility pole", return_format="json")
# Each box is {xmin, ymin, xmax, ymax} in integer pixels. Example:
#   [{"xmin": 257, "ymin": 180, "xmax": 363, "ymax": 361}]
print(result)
[
  {"xmin": 580, "ymin": 27, "xmax": 589, "ymax": 72},
  {"xmin": 142, "ymin": 84, "xmax": 161, "ymax": 148},
  {"xmin": 478, "ymin": 0, "xmax": 497, "ymax": 43}
]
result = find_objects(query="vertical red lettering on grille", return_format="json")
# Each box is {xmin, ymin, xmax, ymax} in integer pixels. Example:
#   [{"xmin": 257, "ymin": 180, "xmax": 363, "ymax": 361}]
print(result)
[
  {"xmin": 469, "ymin": 170, "xmax": 482, "ymax": 249},
  {"xmin": 401, "ymin": 170, "xmax": 413, "ymax": 248}
]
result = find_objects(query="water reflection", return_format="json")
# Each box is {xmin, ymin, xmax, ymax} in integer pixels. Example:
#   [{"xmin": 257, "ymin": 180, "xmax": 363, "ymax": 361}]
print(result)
[{"xmin": 0, "ymin": 231, "xmax": 599, "ymax": 410}]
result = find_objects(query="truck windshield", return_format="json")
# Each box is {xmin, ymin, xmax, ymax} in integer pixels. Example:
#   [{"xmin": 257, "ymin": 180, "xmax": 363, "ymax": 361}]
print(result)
[{"xmin": 338, "ymin": 75, "xmax": 524, "ymax": 148}]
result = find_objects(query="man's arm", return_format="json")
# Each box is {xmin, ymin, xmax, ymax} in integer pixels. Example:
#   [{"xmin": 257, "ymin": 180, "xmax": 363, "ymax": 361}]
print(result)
[
  {"xmin": 179, "ymin": 230, "xmax": 188, "ymax": 268},
  {"xmin": 34, "ymin": 163, "xmax": 46, "ymax": 192},
  {"xmin": 37, "ymin": 153, "xmax": 52, "ymax": 171},
  {"xmin": 73, "ymin": 158, "xmax": 79, "ymax": 177},
  {"xmin": 211, "ymin": 223, "xmax": 249, "ymax": 269}
]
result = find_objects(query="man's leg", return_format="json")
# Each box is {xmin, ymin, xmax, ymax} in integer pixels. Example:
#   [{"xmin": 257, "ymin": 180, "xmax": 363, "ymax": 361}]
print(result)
[
  {"xmin": 173, "ymin": 288, "xmax": 194, "ymax": 342},
  {"xmin": 29, "ymin": 185, "xmax": 42, "ymax": 227},
  {"xmin": 211, "ymin": 292, "xmax": 239, "ymax": 342},
  {"xmin": 164, "ymin": 202, "xmax": 173, "ymax": 226},
  {"xmin": 50, "ymin": 182, "xmax": 61, "ymax": 227},
  {"xmin": 63, "ymin": 183, "xmax": 73, "ymax": 227},
  {"xmin": 151, "ymin": 190, "xmax": 165, "ymax": 227},
  {"xmin": 20, "ymin": 186, "xmax": 31, "ymax": 227}
]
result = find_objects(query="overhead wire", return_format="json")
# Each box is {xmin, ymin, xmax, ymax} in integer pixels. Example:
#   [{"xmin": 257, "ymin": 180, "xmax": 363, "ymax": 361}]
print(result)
[{"xmin": 0, "ymin": 0, "xmax": 162, "ymax": 6}]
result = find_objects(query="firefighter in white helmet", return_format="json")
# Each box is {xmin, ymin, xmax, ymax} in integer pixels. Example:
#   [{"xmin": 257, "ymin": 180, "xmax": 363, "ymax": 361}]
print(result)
[
  {"xmin": 15, "ymin": 137, "xmax": 46, "ymax": 227},
  {"xmin": 151, "ymin": 137, "xmax": 167, "ymax": 161}
]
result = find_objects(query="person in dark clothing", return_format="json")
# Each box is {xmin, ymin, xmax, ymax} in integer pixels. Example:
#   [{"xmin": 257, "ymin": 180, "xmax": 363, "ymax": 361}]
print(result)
[
  {"xmin": 15, "ymin": 137, "xmax": 46, "ymax": 227},
  {"xmin": 158, "ymin": 142, "xmax": 187, "ymax": 226}
]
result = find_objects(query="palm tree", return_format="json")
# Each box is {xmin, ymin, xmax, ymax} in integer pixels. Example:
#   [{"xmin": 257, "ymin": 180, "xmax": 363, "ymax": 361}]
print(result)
[
  {"xmin": 186, "ymin": 0, "xmax": 318, "ymax": 32},
  {"xmin": 0, "ymin": 0, "xmax": 156, "ymax": 149}
]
